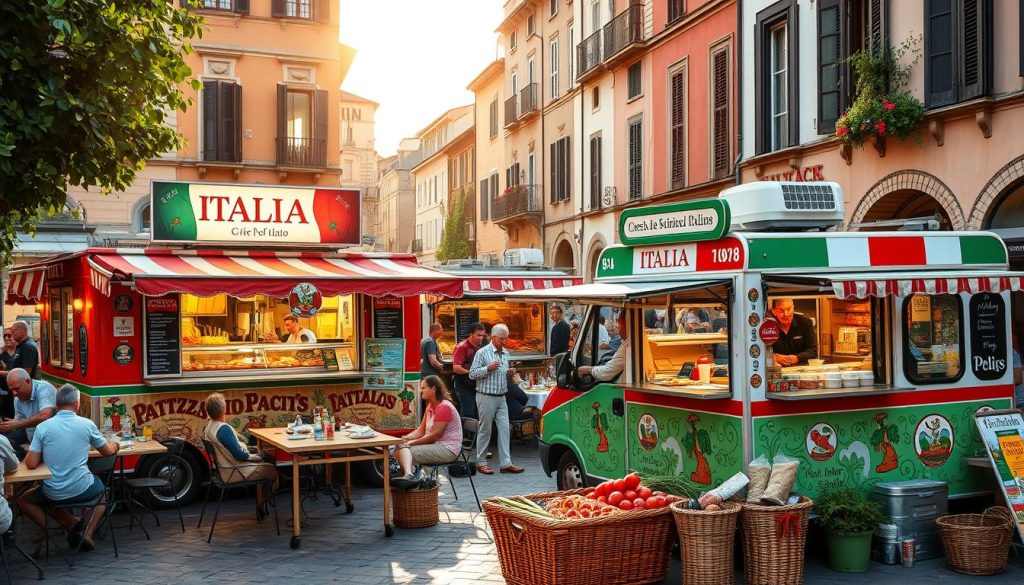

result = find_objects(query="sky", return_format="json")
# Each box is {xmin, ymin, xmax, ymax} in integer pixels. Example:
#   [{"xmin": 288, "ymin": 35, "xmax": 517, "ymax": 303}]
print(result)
[{"xmin": 340, "ymin": 0, "xmax": 505, "ymax": 157}]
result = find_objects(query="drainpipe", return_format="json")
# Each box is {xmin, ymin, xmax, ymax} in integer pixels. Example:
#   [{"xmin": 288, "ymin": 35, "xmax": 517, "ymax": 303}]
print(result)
[
  {"xmin": 578, "ymin": 0, "xmax": 585, "ymax": 279},
  {"xmin": 734, "ymin": 0, "xmax": 743, "ymax": 186}
]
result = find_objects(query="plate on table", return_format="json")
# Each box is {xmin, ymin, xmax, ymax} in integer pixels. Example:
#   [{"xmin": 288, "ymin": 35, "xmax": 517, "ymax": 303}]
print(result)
[
  {"xmin": 348, "ymin": 431, "xmax": 377, "ymax": 439},
  {"xmin": 286, "ymin": 433, "xmax": 311, "ymax": 440}
]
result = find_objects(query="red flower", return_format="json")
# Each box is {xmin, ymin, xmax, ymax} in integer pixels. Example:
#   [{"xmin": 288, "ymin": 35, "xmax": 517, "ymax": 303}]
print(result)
[
  {"xmin": 875, "ymin": 121, "xmax": 887, "ymax": 135},
  {"xmin": 882, "ymin": 99, "xmax": 896, "ymax": 111},
  {"xmin": 836, "ymin": 125, "xmax": 849, "ymax": 138}
]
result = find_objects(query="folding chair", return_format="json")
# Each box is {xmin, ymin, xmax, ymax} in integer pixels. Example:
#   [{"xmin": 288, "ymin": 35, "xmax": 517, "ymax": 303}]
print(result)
[
  {"xmin": 45, "ymin": 454, "xmax": 118, "ymax": 567},
  {"xmin": 124, "ymin": 438, "xmax": 186, "ymax": 533},
  {"xmin": 419, "ymin": 417, "xmax": 482, "ymax": 512},
  {"xmin": 198, "ymin": 438, "xmax": 280, "ymax": 543}
]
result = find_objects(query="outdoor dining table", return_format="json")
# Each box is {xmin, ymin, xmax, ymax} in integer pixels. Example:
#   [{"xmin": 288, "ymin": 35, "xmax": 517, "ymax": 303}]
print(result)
[
  {"xmin": 90, "ymin": 439, "xmax": 168, "ymax": 539},
  {"xmin": 5, "ymin": 461, "xmax": 52, "ymax": 580},
  {"xmin": 524, "ymin": 387, "xmax": 552, "ymax": 410},
  {"xmin": 247, "ymin": 426, "xmax": 402, "ymax": 549}
]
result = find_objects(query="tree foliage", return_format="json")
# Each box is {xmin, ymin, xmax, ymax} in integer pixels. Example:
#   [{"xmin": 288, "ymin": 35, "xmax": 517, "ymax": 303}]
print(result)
[
  {"xmin": 0, "ymin": 0, "xmax": 202, "ymax": 262},
  {"xmin": 435, "ymin": 190, "xmax": 471, "ymax": 262}
]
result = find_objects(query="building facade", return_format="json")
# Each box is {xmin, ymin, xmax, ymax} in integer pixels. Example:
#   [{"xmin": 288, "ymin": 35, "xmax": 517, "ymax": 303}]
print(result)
[
  {"xmin": 469, "ymin": 59, "xmax": 508, "ymax": 265},
  {"xmin": 375, "ymin": 141, "xmax": 420, "ymax": 254},
  {"xmin": 339, "ymin": 90, "xmax": 381, "ymax": 247}
]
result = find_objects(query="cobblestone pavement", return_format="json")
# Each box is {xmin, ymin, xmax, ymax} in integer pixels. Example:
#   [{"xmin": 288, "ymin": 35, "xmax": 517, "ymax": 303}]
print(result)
[{"xmin": 6, "ymin": 442, "xmax": 1023, "ymax": 584}]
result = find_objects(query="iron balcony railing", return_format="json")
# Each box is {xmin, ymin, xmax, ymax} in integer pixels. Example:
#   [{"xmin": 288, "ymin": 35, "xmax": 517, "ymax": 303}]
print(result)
[
  {"xmin": 519, "ymin": 83, "xmax": 539, "ymax": 116},
  {"xmin": 492, "ymin": 184, "xmax": 542, "ymax": 222},
  {"xmin": 276, "ymin": 136, "xmax": 326, "ymax": 168},
  {"xmin": 576, "ymin": 29, "xmax": 603, "ymax": 79},
  {"xmin": 603, "ymin": 1, "xmax": 643, "ymax": 61},
  {"xmin": 504, "ymin": 94, "xmax": 519, "ymax": 127}
]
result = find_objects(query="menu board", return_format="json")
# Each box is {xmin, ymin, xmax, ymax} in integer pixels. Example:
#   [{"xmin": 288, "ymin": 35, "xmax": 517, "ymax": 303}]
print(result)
[
  {"xmin": 455, "ymin": 307, "xmax": 480, "ymax": 342},
  {"xmin": 373, "ymin": 296, "xmax": 403, "ymax": 339},
  {"xmin": 145, "ymin": 296, "xmax": 181, "ymax": 376},
  {"xmin": 969, "ymin": 293, "xmax": 1006, "ymax": 381},
  {"xmin": 973, "ymin": 409, "xmax": 1024, "ymax": 541},
  {"xmin": 364, "ymin": 338, "xmax": 404, "ymax": 390}
]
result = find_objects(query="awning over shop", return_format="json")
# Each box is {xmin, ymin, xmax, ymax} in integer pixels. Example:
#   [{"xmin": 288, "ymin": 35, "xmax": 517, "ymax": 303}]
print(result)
[
  {"xmin": 828, "ymin": 272, "xmax": 1024, "ymax": 299},
  {"xmin": 6, "ymin": 268, "xmax": 46, "ymax": 305},
  {"xmin": 463, "ymin": 276, "xmax": 582, "ymax": 295},
  {"xmin": 85, "ymin": 248, "xmax": 464, "ymax": 299},
  {"xmin": 505, "ymin": 279, "xmax": 731, "ymax": 303}
]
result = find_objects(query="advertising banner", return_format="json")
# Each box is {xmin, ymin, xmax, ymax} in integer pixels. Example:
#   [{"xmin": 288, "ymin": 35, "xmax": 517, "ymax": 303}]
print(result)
[
  {"xmin": 974, "ymin": 409, "xmax": 1024, "ymax": 541},
  {"xmin": 364, "ymin": 338, "xmax": 405, "ymax": 390}
]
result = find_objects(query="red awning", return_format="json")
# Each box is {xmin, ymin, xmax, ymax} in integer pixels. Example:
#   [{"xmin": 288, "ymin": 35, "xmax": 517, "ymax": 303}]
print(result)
[
  {"xmin": 87, "ymin": 248, "xmax": 463, "ymax": 299},
  {"xmin": 462, "ymin": 276, "xmax": 582, "ymax": 295},
  {"xmin": 5, "ymin": 267, "xmax": 46, "ymax": 305},
  {"xmin": 832, "ymin": 271, "xmax": 1024, "ymax": 299}
]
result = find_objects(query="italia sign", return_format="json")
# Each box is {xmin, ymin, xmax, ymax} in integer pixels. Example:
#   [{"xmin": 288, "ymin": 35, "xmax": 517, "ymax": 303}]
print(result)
[
  {"xmin": 618, "ymin": 199, "xmax": 730, "ymax": 246},
  {"xmin": 151, "ymin": 181, "xmax": 361, "ymax": 247}
]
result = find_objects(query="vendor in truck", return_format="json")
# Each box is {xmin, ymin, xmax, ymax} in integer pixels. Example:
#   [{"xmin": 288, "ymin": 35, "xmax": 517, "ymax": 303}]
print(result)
[
  {"xmin": 265, "ymin": 314, "xmax": 317, "ymax": 344},
  {"xmin": 770, "ymin": 298, "xmax": 818, "ymax": 366}
]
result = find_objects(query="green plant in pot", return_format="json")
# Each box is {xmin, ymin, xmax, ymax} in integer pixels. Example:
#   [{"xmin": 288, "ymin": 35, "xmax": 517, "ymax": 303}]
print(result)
[{"xmin": 815, "ymin": 488, "xmax": 889, "ymax": 573}]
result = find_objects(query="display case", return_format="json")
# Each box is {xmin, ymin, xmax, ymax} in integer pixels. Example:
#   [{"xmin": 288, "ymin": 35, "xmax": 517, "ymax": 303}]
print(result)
[
  {"xmin": 432, "ymin": 300, "xmax": 547, "ymax": 357},
  {"xmin": 644, "ymin": 332, "xmax": 728, "ymax": 375},
  {"xmin": 181, "ymin": 343, "xmax": 355, "ymax": 376}
]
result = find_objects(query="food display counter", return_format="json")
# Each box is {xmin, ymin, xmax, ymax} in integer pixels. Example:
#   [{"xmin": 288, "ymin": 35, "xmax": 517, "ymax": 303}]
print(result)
[{"xmin": 180, "ymin": 343, "xmax": 354, "ymax": 375}]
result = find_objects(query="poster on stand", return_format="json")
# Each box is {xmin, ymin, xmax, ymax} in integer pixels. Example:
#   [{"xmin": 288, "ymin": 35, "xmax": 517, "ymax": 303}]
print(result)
[
  {"xmin": 364, "ymin": 338, "xmax": 404, "ymax": 390},
  {"xmin": 973, "ymin": 409, "xmax": 1024, "ymax": 541}
]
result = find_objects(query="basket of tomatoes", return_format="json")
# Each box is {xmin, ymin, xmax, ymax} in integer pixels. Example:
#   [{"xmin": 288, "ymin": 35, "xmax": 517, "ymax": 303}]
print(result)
[{"xmin": 483, "ymin": 473, "xmax": 676, "ymax": 585}]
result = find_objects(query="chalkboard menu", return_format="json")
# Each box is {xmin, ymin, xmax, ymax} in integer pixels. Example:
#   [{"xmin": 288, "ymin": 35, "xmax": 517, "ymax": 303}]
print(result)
[
  {"xmin": 373, "ymin": 296, "xmax": 403, "ymax": 339},
  {"xmin": 969, "ymin": 292, "xmax": 1006, "ymax": 381},
  {"xmin": 145, "ymin": 296, "xmax": 181, "ymax": 376},
  {"xmin": 455, "ymin": 307, "xmax": 481, "ymax": 342}
]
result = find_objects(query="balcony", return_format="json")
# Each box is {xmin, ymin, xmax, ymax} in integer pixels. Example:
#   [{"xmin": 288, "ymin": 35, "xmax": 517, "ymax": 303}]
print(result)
[
  {"xmin": 667, "ymin": 0, "xmax": 686, "ymax": 25},
  {"xmin": 411, "ymin": 239, "xmax": 423, "ymax": 253},
  {"xmin": 603, "ymin": 1, "xmax": 644, "ymax": 67},
  {"xmin": 276, "ymin": 136, "xmax": 326, "ymax": 169},
  {"xmin": 576, "ymin": 30, "xmax": 604, "ymax": 82},
  {"xmin": 504, "ymin": 94, "xmax": 519, "ymax": 128},
  {"xmin": 519, "ymin": 83, "xmax": 539, "ymax": 120},
  {"xmin": 492, "ymin": 184, "xmax": 543, "ymax": 225}
]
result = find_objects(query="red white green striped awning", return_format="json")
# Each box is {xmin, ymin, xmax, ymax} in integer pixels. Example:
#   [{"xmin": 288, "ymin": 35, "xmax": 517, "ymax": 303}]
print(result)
[
  {"xmin": 832, "ymin": 272, "xmax": 1024, "ymax": 299},
  {"xmin": 5, "ymin": 267, "xmax": 46, "ymax": 305}
]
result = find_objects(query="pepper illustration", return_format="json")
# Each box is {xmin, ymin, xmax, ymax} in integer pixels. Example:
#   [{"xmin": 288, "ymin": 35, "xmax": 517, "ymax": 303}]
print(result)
[
  {"xmin": 103, "ymin": 397, "xmax": 128, "ymax": 430},
  {"xmin": 591, "ymin": 402, "xmax": 609, "ymax": 453},
  {"xmin": 871, "ymin": 412, "xmax": 900, "ymax": 473},
  {"xmin": 399, "ymin": 387, "xmax": 415, "ymax": 416},
  {"xmin": 684, "ymin": 414, "xmax": 712, "ymax": 484},
  {"xmin": 809, "ymin": 427, "xmax": 837, "ymax": 462}
]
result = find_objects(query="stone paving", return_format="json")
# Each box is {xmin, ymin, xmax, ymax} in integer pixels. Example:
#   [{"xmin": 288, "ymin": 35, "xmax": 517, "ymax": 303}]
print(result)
[{"xmin": 5, "ymin": 442, "xmax": 1024, "ymax": 584}]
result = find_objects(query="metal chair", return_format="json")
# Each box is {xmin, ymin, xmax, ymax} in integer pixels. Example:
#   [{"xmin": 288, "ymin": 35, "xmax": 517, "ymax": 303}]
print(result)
[
  {"xmin": 419, "ymin": 417, "xmax": 482, "ymax": 512},
  {"xmin": 44, "ymin": 454, "xmax": 118, "ymax": 567},
  {"xmin": 198, "ymin": 438, "xmax": 280, "ymax": 543},
  {"xmin": 124, "ymin": 439, "xmax": 186, "ymax": 533}
]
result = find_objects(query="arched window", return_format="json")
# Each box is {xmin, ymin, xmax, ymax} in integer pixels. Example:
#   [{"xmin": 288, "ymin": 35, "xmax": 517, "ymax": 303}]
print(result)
[{"xmin": 141, "ymin": 204, "xmax": 151, "ymax": 231}]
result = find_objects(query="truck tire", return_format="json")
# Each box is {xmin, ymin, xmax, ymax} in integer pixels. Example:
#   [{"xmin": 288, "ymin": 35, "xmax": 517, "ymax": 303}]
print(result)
[
  {"xmin": 359, "ymin": 455, "xmax": 401, "ymax": 488},
  {"xmin": 556, "ymin": 450, "xmax": 585, "ymax": 491},
  {"xmin": 135, "ymin": 445, "xmax": 205, "ymax": 509}
]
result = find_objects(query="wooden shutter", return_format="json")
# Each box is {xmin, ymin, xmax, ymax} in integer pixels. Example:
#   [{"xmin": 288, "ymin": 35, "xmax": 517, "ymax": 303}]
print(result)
[
  {"xmin": 669, "ymin": 68, "xmax": 685, "ymax": 189},
  {"xmin": 550, "ymin": 143, "xmax": 557, "ymax": 204},
  {"xmin": 271, "ymin": 0, "xmax": 286, "ymax": 17},
  {"xmin": 712, "ymin": 49, "xmax": 730, "ymax": 180},
  {"xmin": 959, "ymin": 0, "xmax": 992, "ymax": 100},
  {"xmin": 233, "ymin": 0, "xmax": 250, "ymax": 14},
  {"xmin": 867, "ymin": 0, "xmax": 887, "ymax": 55},
  {"xmin": 628, "ymin": 119, "xmax": 642, "ymax": 200},
  {"xmin": 202, "ymin": 81, "xmax": 219, "ymax": 161},
  {"xmin": 817, "ymin": 0, "xmax": 842, "ymax": 133},
  {"xmin": 479, "ymin": 178, "xmax": 489, "ymax": 221},
  {"xmin": 218, "ymin": 82, "xmax": 240, "ymax": 162},
  {"xmin": 276, "ymin": 84, "xmax": 288, "ymax": 163},
  {"xmin": 924, "ymin": 0, "xmax": 955, "ymax": 107},
  {"xmin": 589, "ymin": 136, "xmax": 601, "ymax": 209},
  {"xmin": 490, "ymin": 173, "xmax": 499, "ymax": 213},
  {"xmin": 316, "ymin": 0, "xmax": 329, "ymax": 23},
  {"xmin": 563, "ymin": 138, "xmax": 571, "ymax": 202},
  {"xmin": 489, "ymin": 99, "xmax": 498, "ymax": 138}
]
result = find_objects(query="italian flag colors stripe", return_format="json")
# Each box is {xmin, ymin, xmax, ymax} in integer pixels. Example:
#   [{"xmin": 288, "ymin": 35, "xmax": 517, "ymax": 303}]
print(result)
[{"xmin": 747, "ymin": 234, "xmax": 1006, "ymax": 270}]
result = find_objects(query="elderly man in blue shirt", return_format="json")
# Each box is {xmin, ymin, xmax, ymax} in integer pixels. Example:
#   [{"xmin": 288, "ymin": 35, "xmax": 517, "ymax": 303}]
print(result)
[
  {"xmin": 20, "ymin": 383, "xmax": 119, "ymax": 553},
  {"xmin": 469, "ymin": 324, "xmax": 525, "ymax": 475},
  {"xmin": 0, "ymin": 368, "xmax": 57, "ymax": 459}
]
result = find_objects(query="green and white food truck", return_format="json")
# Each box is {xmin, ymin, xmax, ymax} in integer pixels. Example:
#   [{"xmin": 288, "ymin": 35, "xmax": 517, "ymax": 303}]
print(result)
[{"xmin": 514, "ymin": 182, "xmax": 1018, "ymax": 500}]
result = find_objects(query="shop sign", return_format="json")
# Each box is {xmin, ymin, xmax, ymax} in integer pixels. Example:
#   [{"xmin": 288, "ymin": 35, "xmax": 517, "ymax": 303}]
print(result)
[
  {"xmin": 364, "ymin": 338, "xmax": 405, "ymax": 390},
  {"xmin": 288, "ymin": 282, "xmax": 323, "ymax": 318},
  {"xmin": 969, "ymin": 293, "xmax": 1006, "ymax": 380},
  {"xmin": 372, "ymin": 296, "xmax": 403, "ymax": 339},
  {"xmin": 113, "ymin": 343, "xmax": 134, "ymax": 366},
  {"xmin": 113, "ymin": 316, "xmax": 135, "ymax": 338},
  {"xmin": 759, "ymin": 164, "xmax": 825, "ymax": 183},
  {"xmin": 596, "ymin": 237, "xmax": 744, "ymax": 278},
  {"xmin": 113, "ymin": 293, "xmax": 134, "ymax": 312},
  {"xmin": 758, "ymin": 320, "xmax": 780, "ymax": 345},
  {"xmin": 973, "ymin": 409, "xmax": 1024, "ymax": 541},
  {"xmin": 78, "ymin": 324, "xmax": 87, "ymax": 376},
  {"xmin": 150, "ymin": 181, "xmax": 361, "ymax": 247},
  {"xmin": 145, "ymin": 296, "xmax": 181, "ymax": 376},
  {"xmin": 618, "ymin": 199, "xmax": 730, "ymax": 246},
  {"xmin": 455, "ymin": 307, "xmax": 481, "ymax": 342}
]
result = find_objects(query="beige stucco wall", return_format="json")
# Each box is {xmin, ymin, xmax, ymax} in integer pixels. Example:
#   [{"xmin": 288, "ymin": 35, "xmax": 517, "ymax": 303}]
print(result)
[{"xmin": 473, "ymin": 65, "xmax": 508, "ymax": 261}]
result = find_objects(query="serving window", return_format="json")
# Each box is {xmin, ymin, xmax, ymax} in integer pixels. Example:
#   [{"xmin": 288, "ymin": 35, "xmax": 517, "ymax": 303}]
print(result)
[
  {"xmin": 432, "ymin": 300, "xmax": 547, "ymax": 357},
  {"xmin": 902, "ymin": 293, "xmax": 964, "ymax": 384}
]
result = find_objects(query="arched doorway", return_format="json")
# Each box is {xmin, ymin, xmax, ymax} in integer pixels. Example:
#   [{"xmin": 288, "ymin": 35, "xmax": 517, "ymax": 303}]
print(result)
[
  {"xmin": 983, "ymin": 179, "xmax": 1024, "ymax": 270},
  {"xmin": 848, "ymin": 170, "xmax": 964, "ymax": 230},
  {"xmin": 552, "ymin": 239, "xmax": 576, "ymax": 273},
  {"xmin": 585, "ymin": 237, "xmax": 607, "ymax": 283},
  {"xmin": 856, "ymin": 189, "xmax": 954, "ymax": 230}
]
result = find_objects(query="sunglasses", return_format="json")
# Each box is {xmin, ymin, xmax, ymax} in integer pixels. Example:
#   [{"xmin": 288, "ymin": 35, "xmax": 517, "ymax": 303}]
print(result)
[{"xmin": 2, "ymin": 335, "xmax": 11, "ymax": 339}]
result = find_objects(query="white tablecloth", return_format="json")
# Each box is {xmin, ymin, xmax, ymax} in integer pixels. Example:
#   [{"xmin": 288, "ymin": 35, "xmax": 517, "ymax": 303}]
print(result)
[{"xmin": 525, "ymin": 389, "xmax": 551, "ymax": 409}]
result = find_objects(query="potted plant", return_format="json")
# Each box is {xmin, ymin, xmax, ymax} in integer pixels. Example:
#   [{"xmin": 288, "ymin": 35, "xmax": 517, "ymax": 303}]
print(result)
[{"xmin": 815, "ymin": 488, "xmax": 889, "ymax": 573}]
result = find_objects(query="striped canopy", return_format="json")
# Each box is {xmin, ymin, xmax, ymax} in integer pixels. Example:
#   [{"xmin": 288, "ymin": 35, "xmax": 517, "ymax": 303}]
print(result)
[{"xmin": 831, "ymin": 272, "xmax": 1024, "ymax": 299}]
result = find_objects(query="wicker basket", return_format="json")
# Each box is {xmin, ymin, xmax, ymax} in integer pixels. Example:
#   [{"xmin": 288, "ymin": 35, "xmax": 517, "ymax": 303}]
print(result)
[
  {"xmin": 937, "ymin": 506, "xmax": 1015, "ymax": 576},
  {"xmin": 483, "ymin": 489, "xmax": 675, "ymax": 585},
  {"xmin": 671, "ymin": 500, "xmax": 741, "ymax": 585},
  {"xmin": 392, "ymin": 486, "xmax": 439, "ymax": 529},
  {"xmin": 740, "ymin": 497, "xmax": 813, "ymax": 585}
]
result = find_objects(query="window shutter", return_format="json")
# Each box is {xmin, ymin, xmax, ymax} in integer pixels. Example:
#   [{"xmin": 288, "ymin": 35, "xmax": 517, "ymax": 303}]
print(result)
[
  {"xmin": 271, "ymin": 0, "xmax": 286, "ymax": 17},
  {"xmin": 276, "ymin": 84, "xmax": 287, "ymax": 163},
  {"xmin": 867, "ymin": 0, "xmax": 887, "ymax": 55},
  {"xmin": 817, "ymin": 0, "xmax": 842, "ymax": 133},
  {"xmin": 628, "ymin": 120, "xmax": 642, "ymax": 200},
  {"xmin": 316, "ymin": 0, "xmax": 330, "ymax": 23},
  {"xmin": 218, "ymin": 82, "xmax": 236, "ymax": 162},
  {"xmin": 669, "ymin": 68, "xmax": 685, "ymax": 189},
  {"xmin": 233, "ymin": 0, "xmax": 250, "ymax": 14},
  {"xmin": 491, "ymin": 173, "xmax": 499, "ymax": 214},
  {"xmin": 924, "ymin": 0, "xmax": 956, "ymax": 107},
  {"xmin": 959, "ymin": 0, "xmax": 992, "ymax": 100},
  {"xmin": 550, "ymin": 143, "xmax": 557, "ymax": 204},
  {"xmin": 314, "ymin": 89, "xmax": 328, "ymax": 166},
  {"xmin": 712, "ymin": 50, "xmax": 730, "ymax": 180},
  {"xmin": 589, "ymin": 136, "xmax": 600, "ymax": 209},
  {"xmin": 489, "ymin": 99, "xmax": 498, "ymax": 138},
  {"xmin": 564, "ymin": 138, "xmax": 571, "ymax": 202},
  {"xmin": 202, "ymin": 81, "xmax": 219, "ymax": 161},
  {"xmin": 480, "ymin": 178, "xmax": 489, "ymax": 221}
]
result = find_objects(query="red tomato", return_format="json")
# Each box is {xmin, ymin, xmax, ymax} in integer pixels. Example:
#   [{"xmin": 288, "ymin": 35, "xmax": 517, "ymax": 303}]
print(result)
[
  {"xmin": 586, "ymin": 493, "xmax": 597, "ymax": 500},
  {"xmin": 648, "ymin": 496, "xmax": 666, "ymax": 508},
  {"xmin": 637, "ymin": 486, "xmax": 653, "ymax": 500},
  {"xmin": 654, "ymin": 491, "xmax": 666, "ymax": 497},
  {"xmin": 633, "ymin": 498, "xmax": 646, "ymax": 509},
  {"xmin": 624, "ymin": 473, "xmax": 641, "ymax": 491},
  {"xmin": 613, "ymin": 478, "xmax": 627, "ymax": 492},
  {"xmin": 624, "ymin": 490, "xmax": 637, "ymax": 501},
  {"xmin": 593, "ymin": 483, "xmax": 605, "ymax": 497},
  {"xmin": 608, "ymin": 491, "xmax": 624, "ymax": 506},
  {"xmin": 665, "ymin": 495, "xmax": 680, "ymax": 504},
  {"xmin": 618, "ymin": 499, "xmax": 633, "ymax": 511},
  {"xmin": 597, "ymin": 495, "xmax": 608, "ymax": 504}
]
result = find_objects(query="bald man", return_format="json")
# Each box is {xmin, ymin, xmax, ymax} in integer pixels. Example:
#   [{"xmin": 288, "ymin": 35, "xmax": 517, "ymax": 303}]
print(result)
[{"xmin": 0, "ymin": 368, "xmax": 57, "ymax": 459}]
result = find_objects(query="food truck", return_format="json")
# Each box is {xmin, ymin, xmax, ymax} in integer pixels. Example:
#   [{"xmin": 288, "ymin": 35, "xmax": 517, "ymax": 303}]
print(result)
[
  {"xmin": 514, "ymin": 182, "xmax": 1018, "ymax": 500},
  {"xmin": 4, "ymin": 181, "xmax": 462, "ymax": 504},
  {"xmin": 424, "ymin": 260, "xmax": 581, "ymax": 386}
]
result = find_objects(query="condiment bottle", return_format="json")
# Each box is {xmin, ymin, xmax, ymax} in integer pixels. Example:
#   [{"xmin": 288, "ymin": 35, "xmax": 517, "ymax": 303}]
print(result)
[{"xmin": 313, "ymin": 410, "xmax": 324, "ymax": 441}]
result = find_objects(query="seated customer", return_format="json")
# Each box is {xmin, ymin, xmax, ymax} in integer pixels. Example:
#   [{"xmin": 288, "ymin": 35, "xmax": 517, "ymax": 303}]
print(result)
[
  {"xmin": 392, "ymin": 375, "xmax": 463, "ymax": 486},
  {"xmin": 20, "ymin": 384, "xmax": 119, "ymax": 553},
  {"xmin": 0, "ymin": 369, "xmax": 57, "ymax": 459},
  {"xmin": 202, "ymin": 393, "xmax": 278, "ymax": 508},
  {"xmin": 0, "ymin": 437, "xmax": 17, "ymax": 533},
  {"xmin": 506, "ymin": 373, "xmax": 533, "ymax": 422}
]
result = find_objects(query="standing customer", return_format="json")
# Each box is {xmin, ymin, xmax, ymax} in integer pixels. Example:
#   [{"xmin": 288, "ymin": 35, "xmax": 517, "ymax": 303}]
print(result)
[
  {"xmin": 452, "ymin": 323, "xmax": 485, "ymax": 420},
  {"xmin": 391, "ymin": 375, "xmax": 462, "ymax": 486},
  {"xmin": 469, "ymin": 324, "xmax": 524, "ymax": 475},
  {"xmin": 8, "ymin": 321, "xmax": 39, "ymax": 380},
  {"xmin": 0, "ymin": 328, "xmax": 16, "ymax": 418},
  {"xmin": 0, "ymin": 369, "xmax": 57, "ymax": 459},
  {"xmin": 421, "ymin": 322, "xmax": 444, "ymax": 377},
  {"xmin": 20, "ymin": 383, "xmax": 120, "ymax": 553},
  {"xmin": 549, "ymin": 305, "xmax": 570, "ymax": 356}
]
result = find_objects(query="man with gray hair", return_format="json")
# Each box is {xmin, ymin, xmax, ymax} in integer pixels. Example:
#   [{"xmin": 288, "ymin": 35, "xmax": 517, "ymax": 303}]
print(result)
[
  {"xmin": 0, "ymin": 368, "xmax": 57, "ymax": 459},
  {"xmin": 6, "ymin": 320, "xmax": 39, "ymax": 380},
  {"xmin": 469, "ymin": 324, "xmax": 524, "ymax": 474},
  {"xmin": 21, "ymin": 383, "xmax": 119, "ymax": 553}
]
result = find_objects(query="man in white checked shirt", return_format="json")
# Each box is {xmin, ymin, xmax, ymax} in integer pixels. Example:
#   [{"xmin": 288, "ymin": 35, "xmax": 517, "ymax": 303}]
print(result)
[{"xmin": 469, "ymin": 324, "xmax": 525, "ymax": 475}]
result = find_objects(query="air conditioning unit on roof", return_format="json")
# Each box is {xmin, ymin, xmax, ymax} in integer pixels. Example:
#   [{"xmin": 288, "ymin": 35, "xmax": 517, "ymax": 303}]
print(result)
[
  {"xmin": 504, "ymin": 248, "xmax": 544, "ymax": 267},
  {"xmin": 720, "ymin": 181, "xmax": 844, "ymax": 231}
]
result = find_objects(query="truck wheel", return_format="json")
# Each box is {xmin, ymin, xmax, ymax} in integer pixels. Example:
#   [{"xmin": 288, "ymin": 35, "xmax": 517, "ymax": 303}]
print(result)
[
  {"xmin": 359, "ymin": 455, "xmax": 401, "ymax": 488},
  {"xmin": 136, "ymin": 446, "xmax": 204, "ymax": 509},
  {"xmin": 556, "ymin": 450, "xmax": 585, "ymax": 491}
]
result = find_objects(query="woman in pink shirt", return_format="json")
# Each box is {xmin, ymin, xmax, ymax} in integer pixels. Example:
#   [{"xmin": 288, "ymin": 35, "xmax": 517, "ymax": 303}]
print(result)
[{"xmin": 392, "ymin": 375, "xmax": 463, "ymax": 485}]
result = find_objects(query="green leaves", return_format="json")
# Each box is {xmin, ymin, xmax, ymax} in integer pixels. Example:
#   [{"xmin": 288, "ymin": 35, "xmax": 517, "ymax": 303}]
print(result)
[
  {"xmin": 815, "ymin": 488, "xmax": 889, "ymax": 535},
  {"xmin": 434, "ymin": 188, "xmax": 473, "ymax": 262}
]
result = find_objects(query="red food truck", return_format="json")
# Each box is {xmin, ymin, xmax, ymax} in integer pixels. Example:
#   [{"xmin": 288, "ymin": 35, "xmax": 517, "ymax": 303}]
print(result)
[{"xmin": 4, "ymin": 181, "xmax": 461, "ymax": 505}]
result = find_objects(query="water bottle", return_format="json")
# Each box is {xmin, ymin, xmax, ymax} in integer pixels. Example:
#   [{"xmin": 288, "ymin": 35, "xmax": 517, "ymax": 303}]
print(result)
[{"xmin": 121, "ymin": 418, "xmax": 134, "ymax": 446}]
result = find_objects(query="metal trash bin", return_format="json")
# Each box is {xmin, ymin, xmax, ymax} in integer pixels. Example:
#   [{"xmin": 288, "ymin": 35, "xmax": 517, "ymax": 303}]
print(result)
[{"xmin": 873, "ymin": 479, "xmax": 948, "ymax": 563}]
